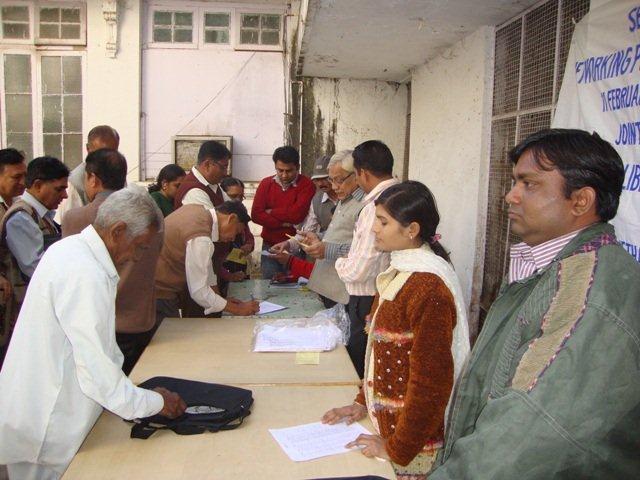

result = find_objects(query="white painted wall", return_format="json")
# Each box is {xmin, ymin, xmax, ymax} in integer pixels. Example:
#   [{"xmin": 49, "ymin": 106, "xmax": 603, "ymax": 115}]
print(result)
[
  {"xmin": 85, "ymin": 0, "xmax": 142, "ymax": 181},
  {"xmin": 142, "ymin": 49, "xmax": 285, "ymax": 181},
  {"xmin": 408, "ymin": 26, "xmax": 494, "ymax": 327},
  {"xmin": 141, "ymin": 1, "xmax": 287, "ymax": 182},
  {"xmin": 307, "ymin": 78, "xmax": 408, "ymax": 178}
]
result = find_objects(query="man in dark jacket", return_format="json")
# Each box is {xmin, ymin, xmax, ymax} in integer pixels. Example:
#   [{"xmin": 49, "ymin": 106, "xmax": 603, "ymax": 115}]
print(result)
[{"xmin": 430, "ymin": 129, "xmax": 640, "ymax": 479}]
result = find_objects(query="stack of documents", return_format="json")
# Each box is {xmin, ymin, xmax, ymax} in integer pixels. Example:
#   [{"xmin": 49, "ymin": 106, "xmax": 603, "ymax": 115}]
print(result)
[{"xmin": 253, "ymin": 322, "xmax": 341, "ymax": 352}]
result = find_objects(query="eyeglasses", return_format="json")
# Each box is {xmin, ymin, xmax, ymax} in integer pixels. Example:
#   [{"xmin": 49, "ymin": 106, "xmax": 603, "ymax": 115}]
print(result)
[
  {"xmin": 328, "ymin": 172, "xmax": 354, "ymax": 186},
  {"xmin": 208, "ymin": 159, "xmax": 229, "ymax": 171},
  {"xmin": 227, "ymin": 193, "xmax": 245, "ymax": 201}
]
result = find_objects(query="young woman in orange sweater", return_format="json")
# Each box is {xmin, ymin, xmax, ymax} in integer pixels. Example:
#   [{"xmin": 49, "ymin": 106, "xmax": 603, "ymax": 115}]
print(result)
[{"xmin": 322, "ymin": 181, "xmax": 470, "ymax": 479}]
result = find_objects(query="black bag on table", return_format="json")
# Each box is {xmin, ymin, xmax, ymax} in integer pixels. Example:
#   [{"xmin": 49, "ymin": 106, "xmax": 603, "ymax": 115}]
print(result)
[{"xmin": 130, "ymin": 376, "xmax": 253, "ymax": 439}]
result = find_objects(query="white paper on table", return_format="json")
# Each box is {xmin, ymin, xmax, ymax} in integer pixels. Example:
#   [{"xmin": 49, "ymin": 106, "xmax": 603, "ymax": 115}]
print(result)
[
  {"xmin": 269, "ymin": 421, "xmax": 371, "ymax": 462},
  {"xmin": 258, "ymin": 301, "xmax": 287, "ymax": 315},
  {"xmin": 253, "ymin": 323, "xmax": 339, "ymax": 352}
]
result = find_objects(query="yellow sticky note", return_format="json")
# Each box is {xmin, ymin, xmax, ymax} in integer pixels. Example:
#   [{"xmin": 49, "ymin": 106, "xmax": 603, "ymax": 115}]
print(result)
[{"xmin": 295, "ymin": 352, "xmax": 320, "ymax": 365}]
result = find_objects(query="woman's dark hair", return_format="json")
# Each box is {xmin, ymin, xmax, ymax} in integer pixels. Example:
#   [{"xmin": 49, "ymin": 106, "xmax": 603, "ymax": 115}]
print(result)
[
  {"xmin": 375, "ymin": 180, "xmax": 451, "ymax": 263},
  {"xmin": 148, "ymin": 164, "xmax": 185, "ymax": 193},
  {"xmin": 509, "ymin": 129, "xmax": 624, "ymax": 222},
  {"xmin": 220, "ymin": 176, "xmax": 245, "ymax": 192}
]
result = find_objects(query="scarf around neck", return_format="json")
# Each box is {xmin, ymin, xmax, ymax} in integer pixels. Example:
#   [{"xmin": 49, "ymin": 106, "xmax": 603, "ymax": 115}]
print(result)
[{"xmin": 373, "ymin": 244, "xmax": 471, "ymax": 422}]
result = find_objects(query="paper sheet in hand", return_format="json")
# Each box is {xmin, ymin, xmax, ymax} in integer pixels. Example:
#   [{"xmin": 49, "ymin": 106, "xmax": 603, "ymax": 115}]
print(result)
[
  {"xmin": 269, "ymin": 421, "xmax": 371, "ymax": 462},
  {"xmin": 258, "ymin": 301, "xmax": 287, "ymax": 315}
]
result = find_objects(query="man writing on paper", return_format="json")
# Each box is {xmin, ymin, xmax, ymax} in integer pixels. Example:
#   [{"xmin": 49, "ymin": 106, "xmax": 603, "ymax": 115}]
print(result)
[
  {"xmin": 155, "ymin": 201, "xmax": 259, "ymax": 319},
  {"xmin": 0, "ymin": 187, "xmax": 186, "ymax": 479},
  {"xmin": 174, "ymin": 140, "xmax": 235, "ymax": 304}
]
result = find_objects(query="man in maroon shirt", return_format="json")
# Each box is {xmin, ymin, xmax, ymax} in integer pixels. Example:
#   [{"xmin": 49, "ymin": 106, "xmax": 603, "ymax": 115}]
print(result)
[{"xmin": 251, "ymin": 146, "xmax": 315, "ymax": 279}]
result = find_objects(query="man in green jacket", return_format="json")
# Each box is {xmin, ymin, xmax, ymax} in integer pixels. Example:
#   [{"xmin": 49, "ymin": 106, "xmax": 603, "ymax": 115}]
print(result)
[{"xmin": 430, "ymin": 129, "xmax": 640, "ymax": 479}]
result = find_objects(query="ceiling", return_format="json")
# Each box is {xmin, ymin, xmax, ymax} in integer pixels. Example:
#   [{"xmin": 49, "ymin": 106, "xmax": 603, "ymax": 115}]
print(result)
[{"xmin": 298, "ymin": 0, "xmax": 542, "ymax": 82}]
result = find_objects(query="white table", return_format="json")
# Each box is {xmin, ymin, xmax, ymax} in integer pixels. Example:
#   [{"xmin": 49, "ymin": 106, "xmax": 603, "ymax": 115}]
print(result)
[{"xmin": 63, "ymin": 385, "xmax": 395, "ymax": 479}]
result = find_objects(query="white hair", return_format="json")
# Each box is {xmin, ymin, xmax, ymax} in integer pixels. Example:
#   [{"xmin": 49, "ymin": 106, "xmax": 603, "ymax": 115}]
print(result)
[
  {"xmin": 94, "ymin": 184, "xmax": 163, "ymax": 238},
  {"xmin": 328, "ymin": 150, "xmax": 354, "ymax": 173}
]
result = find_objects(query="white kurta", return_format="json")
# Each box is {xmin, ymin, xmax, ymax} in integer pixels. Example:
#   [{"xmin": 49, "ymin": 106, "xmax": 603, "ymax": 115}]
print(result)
[{"xmin": 0, "ymin": 225, "xmax": 164, "ymax": 476}]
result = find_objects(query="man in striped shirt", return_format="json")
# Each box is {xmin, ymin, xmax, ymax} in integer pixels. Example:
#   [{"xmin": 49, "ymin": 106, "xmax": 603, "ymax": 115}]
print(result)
[
  {"xmin": 430, "ymin": 129, "xmax": 640, "ymax": 479},
  {"xmin": 335, "ymin": 140, "xmax": 399, "ymax": 378}
]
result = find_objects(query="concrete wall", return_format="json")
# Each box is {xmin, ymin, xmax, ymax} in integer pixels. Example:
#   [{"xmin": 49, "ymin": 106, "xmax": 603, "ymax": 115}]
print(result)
[
  {"xmin": 85, "ymin": 0, "xmax": 142, "ymax": 182},
  {"xmin": 300, "ymin": 77, "xmax": 408, "ymax": 178},
  {"xmin": 408, "ymin": 26, "xmax": 494, "ymax": 334}
]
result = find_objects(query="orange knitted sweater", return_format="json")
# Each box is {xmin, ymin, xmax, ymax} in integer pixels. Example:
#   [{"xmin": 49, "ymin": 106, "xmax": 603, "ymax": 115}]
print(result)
[{"xmin": 355, "ymin": 272, "xmax": 456, "ymax": 467}]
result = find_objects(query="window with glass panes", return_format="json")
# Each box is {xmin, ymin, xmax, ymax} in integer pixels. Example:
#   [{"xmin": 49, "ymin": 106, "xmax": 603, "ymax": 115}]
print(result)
[
  {"xmin": 0, "ymin": 2, "xmax": 85, "ymax": 167},
  {"xmin": 38, "ymin": 5, "xmax": 82, "ymax": 41},
  {"xmin": 203, "ymin": 12, "xmax": 229, "ymax": 44},
  {"xmin": 239, "ymin": 13, "xmax": 280, "ymax": 46},
  {"xmin": 3, "ymin": 54, "xmax": 34, "ymax": 159},
  {"xmin": 41, "ymin": 56, "xmax": 83, "ymax": 168},
  {"xmin": 1, "ymin": 53, "xmax": 84, "ymax": 168},
  {"xmin": 1, "ymin": 5, "xmax": 30, "ymax": 40},
  {"xmin": 153, "ymin": 10, "xmax": 193, "ymax": 43}
]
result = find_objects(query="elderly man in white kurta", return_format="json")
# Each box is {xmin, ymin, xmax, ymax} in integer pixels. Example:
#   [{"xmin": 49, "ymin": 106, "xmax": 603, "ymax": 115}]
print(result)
[{"xmin": 0, "ymin": 186, "xmax": 186, "ymax": 480}]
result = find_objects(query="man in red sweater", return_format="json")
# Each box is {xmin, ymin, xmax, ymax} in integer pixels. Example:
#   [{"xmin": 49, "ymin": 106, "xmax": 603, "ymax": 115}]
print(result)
[{"xmin": 251, "ymin": 146, "xmax": 315, "ymax": 279}]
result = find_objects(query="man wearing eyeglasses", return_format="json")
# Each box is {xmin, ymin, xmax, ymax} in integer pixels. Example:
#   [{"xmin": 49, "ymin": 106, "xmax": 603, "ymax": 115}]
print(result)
[
  {"xmin": 271, "ymin": 150, "xmax": 364, "ymax": 308},
  {"xmin": 174, "ymin": 141, "xmax": 231, "ymax": 210},
  {"xmin": 173, "ymin": 141, "xmax": 232, "ymax": 315}
]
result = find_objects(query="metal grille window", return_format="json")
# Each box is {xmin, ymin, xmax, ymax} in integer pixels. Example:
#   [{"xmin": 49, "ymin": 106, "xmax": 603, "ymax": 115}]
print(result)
[
  {"xmin": 152, "ymin": 10, "xmax": 194, "ymax": 43},
  {"xmin": 203, "ymin": 12, "xmax": 230, "ymax": 44},
  {"xmin": 480, "ymin": 0, "xmax": 590, "ymax": 322},
  {"xmin": 238, "ymin": 13, "xmax": 281, "ymax": 47},
  {"xmin": 1, "ymin": 5, "xmax": 30, "ymax": 40}
]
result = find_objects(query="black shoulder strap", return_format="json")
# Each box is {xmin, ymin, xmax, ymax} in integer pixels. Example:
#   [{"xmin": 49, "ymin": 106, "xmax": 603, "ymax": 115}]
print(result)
[{"xmin": 130, "ymin": 412, "xmax": 249, "ymax": 440}]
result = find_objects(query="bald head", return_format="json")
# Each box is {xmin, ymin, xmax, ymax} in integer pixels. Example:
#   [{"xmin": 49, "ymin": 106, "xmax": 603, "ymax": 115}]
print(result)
[{"xmin": 87, "ymin": 125, "xmax": 119, "ymax": 153}]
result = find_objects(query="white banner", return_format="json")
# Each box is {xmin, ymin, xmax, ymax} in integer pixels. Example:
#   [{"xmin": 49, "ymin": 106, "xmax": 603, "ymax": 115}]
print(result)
[{"xmin": 553, "ymin": 0, "xmax": 640, "ymax": 262}]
